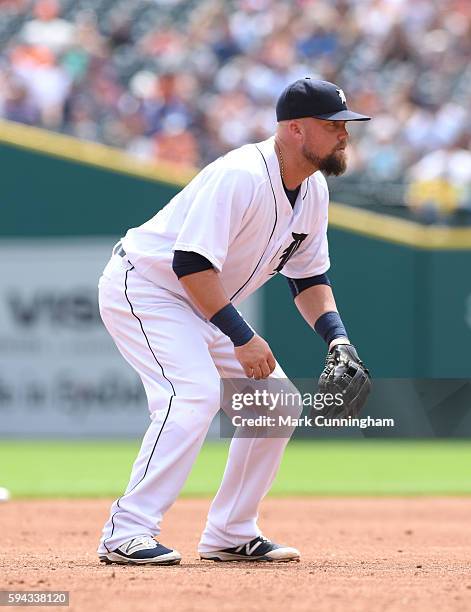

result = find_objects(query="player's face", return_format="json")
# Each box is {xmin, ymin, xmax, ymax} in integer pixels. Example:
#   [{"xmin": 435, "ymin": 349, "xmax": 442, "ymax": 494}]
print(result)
[{"xmin": 301, "ymin": 119, "xmax": 349, "ymax": 176}]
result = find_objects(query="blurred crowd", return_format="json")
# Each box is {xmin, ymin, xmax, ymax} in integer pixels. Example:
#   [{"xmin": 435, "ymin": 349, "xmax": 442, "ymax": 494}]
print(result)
[{"xmin": 0, "ymin": 0, "xmax": 470, "ymax": 218}]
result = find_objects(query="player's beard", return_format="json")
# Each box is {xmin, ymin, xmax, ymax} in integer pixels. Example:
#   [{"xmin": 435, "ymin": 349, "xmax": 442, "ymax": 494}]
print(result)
[{"xmin": 302, "ymin": 146, "xmax": 347, "ymax": 176}]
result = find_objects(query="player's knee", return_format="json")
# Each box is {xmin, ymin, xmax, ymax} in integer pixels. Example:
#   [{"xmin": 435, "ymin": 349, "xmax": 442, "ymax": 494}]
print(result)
[{"xmin": 274, "ymin": 380, "xmax": 304, "ymax": 421}]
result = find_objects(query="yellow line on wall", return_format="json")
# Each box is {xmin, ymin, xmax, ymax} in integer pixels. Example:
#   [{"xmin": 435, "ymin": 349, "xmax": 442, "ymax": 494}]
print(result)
[
  {"xmin": 0, "ymin": 119, "xmax": 470, "ymax": 250},
  {"xmin": 0, "ymin": 119, "xmax": 196, "ymax": 187},
  {"xmin": 329, "ymin": 202, "xmax": 471, "ymax": 250}
]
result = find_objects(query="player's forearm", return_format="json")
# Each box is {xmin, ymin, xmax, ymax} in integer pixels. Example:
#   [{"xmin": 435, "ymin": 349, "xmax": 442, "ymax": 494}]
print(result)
[
  {"xmin": 294, "ymin": 284, "xmax": 349, "ymax": 348},
  {"xmin": 175, "ymin": 258, "xmax": 255, "ymax": 349},
  {"xmin": 178, "ymin": 268, "xmax": 230, "ymax": 319},
  {"xmin": 179, "ymin": 269, "xmax": 274, "ymax": 377},
  {"xmin": 294, "ymin": 283, "xmax": 338, "ymax": 327}
]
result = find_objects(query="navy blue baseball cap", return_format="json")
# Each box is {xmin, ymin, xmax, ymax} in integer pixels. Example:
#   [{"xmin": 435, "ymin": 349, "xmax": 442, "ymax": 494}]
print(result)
[{"xmin": 276, "ymin": 78, "xmax": 370, "ymax": 122}]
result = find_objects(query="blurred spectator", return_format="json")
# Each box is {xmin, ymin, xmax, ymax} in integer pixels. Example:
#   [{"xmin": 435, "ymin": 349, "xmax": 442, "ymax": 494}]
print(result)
[
  {"xmin": 0, "ymin": 0, "xmax": 28, "ymax": 14},
  {"xmin": 0, "ymin": 71, "xmax": 40, "ymax": 124},
  {"xmin": 10, "ymin": 44, "xmax": 71, "ymax": 127},
  {"xmin": 0, "ymin": 0, "xmax": 469, "ymax": 219},
  {"xmin": 154, "ymin": 127, "xmax": 199, "ymax": 167},
  {"xmin": 407, "ymin": 137, "xmax": 471, "ymax": 222},
  {"xmin": 19, "ymin": 0, "xmax": 76, "ymax": 54}
]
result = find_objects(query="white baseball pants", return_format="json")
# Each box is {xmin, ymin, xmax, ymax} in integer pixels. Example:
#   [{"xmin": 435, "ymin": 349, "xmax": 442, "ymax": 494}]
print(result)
[{"xmin": 97, "ymin": 254, "xmax": 296, "ymax": 555}]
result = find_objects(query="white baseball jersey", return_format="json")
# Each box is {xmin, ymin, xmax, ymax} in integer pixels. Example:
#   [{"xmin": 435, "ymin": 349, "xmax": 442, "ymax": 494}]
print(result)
[
  {"xmin": 98, "ymin": 135, "xmax": 327, "ymax": 555},
  {"xmin": 122, "ymin": 136, "xmax": 330, "ymax": 305}
]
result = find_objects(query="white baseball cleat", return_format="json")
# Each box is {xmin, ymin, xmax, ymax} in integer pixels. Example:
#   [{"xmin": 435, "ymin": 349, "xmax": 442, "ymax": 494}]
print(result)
[
  {"xmin": 200, "ymin": 535, "xmax": 300, "ymax": 562},
  {"xmin": 99, "ymin": 535, "xmax": 181, "ymax": 566}
]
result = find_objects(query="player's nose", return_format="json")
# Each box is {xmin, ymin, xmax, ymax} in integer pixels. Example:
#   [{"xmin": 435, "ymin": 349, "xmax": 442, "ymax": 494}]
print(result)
[
  {"xmin": 338, "ymin": 123, "xmax": 349, "ymax": 141},
  {"xmin": 337, "ymin": 133, "xmax": 348, "ymax": 149}
]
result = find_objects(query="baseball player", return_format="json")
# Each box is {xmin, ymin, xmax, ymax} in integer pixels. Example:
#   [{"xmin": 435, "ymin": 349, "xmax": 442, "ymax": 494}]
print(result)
[{"xmin": 97, "ymin": 78, "xmax": 371, "ymax": 566}]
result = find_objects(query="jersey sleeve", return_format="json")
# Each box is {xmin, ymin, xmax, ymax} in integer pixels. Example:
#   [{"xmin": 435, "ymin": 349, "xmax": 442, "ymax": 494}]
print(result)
[
  {"xmin": 173, "ymin": 166, "xmax": 255, "ymax": 271},
  {"xmin": 279, "ymin": 181, "xmax": 330, "ymax": 279}
]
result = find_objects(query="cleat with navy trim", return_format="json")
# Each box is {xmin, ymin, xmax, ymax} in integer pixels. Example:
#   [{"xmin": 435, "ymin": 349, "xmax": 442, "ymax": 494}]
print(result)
[
  {"xmin": 99, "ymin": 535, "xmax": 181, "ymax": 566},
  {"xmin": 200, "ymin": 536, "xmax": 300, "ymax": 562}
]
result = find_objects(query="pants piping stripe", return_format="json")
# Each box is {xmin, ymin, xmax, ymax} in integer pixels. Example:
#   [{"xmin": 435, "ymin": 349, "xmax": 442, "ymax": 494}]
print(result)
[{"xmin": 103, "ymin": 265, "xmax": 176, "ymax": 553}]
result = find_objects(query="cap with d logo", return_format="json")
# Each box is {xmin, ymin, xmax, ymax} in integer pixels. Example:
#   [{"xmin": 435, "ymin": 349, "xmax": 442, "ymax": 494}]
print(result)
[{"xmin": 276, "ymin": 78, "xmax": 370, "ymax": 122}]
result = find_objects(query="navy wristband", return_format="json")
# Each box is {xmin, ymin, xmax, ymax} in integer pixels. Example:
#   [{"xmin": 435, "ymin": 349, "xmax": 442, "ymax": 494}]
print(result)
[
  {"xmin": 210, "ymin": 303, "xmax": 255, "ymax": 347},
  {"xmin": 314, "ymin": 311, "xmax": 348, "ymax": 345}
]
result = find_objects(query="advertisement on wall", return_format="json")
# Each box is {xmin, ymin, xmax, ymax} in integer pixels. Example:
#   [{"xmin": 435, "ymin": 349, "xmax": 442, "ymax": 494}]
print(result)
[{"xmin": 0, "ymin": 239, "xmax": 149, "ymax": 437}]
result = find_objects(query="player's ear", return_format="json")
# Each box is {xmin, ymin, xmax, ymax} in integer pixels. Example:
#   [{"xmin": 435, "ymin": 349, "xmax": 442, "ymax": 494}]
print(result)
[{"xmin": 289, "ymin": 119, "xmax": 304, "ymax": 140}]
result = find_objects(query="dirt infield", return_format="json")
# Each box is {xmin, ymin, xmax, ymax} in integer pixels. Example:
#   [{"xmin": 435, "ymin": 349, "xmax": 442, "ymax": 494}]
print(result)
[{"xmin": 1, "ymin": 497, "xmax": 470, "ymax": 612}]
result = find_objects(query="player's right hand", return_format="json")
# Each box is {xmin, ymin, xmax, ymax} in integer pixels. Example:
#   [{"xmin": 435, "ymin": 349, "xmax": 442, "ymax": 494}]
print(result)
[{"xmin": 234, "ymin": 334, "xmax": 276, "ymax": 379}]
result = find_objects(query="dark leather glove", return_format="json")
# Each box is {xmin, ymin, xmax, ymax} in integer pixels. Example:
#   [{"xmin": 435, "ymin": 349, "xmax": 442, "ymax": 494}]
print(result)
[{"xmin": 317, "ymin": 344, "xmax": 371, "ymax": 418}]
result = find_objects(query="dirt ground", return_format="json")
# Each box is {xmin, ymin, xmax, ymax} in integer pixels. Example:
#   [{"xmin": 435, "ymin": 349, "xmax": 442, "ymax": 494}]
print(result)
[{"xmin": 1, "ymin": 497, "xmax": 470, "ymax": 612}]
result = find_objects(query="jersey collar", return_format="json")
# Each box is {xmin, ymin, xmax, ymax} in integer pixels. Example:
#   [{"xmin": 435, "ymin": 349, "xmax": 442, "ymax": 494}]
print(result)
[{"xmin": 257, "ymin": 137, "xmax": 310, "ymax": 212}]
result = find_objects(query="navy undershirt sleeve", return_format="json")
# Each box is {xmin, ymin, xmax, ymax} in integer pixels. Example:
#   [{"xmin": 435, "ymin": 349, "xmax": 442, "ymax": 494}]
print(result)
[
  {"xmin": 172, "ymin": 250, "xmax": 214, "ymax": 279},
  {"xmin": 287, "ymin": 273, "xmax": 331, "ymax": 298}
]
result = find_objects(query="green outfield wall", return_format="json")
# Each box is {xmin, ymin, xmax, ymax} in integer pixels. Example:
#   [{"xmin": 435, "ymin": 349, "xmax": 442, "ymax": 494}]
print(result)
[
  {"xmin": 0, "ymin": 122, "xmax": 187, "ymax": 237},
  {"xmin": 265, "ymin": 234, "xmax": 471, "ymax": 379},
  {"xmin": 1, "ymin": 119, "xmax": 470, "ymax": 387}
]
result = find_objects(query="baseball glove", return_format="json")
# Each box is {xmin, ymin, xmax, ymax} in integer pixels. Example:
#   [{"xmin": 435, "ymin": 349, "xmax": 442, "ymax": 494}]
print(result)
[{"xmin": 317, "ymin": 344, "xmax": 371, "ymax": 418}]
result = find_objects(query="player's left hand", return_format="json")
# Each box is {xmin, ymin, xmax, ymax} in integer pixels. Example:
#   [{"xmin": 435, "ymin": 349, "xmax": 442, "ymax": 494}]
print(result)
[{"xmin": 317, "ymin": 343, "xmax": 371, "ymax": 418}]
